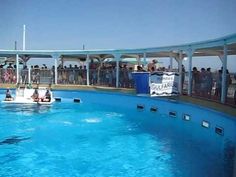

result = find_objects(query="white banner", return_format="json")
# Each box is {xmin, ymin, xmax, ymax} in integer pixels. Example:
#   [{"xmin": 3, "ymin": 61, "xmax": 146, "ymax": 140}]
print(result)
[{"xmin": 150, "ymin": 72, "xmax": 179, "ymax": 96}]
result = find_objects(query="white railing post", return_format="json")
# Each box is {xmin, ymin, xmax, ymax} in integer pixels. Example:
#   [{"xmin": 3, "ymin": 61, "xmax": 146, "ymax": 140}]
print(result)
[{"xmin": 52, "ymin": 54, "xmax": 59, "ymax": 85}]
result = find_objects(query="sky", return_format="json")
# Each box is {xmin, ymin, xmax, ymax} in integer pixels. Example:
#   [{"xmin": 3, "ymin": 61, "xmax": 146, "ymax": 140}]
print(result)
[{"xmin": 0, "ymin": 0, "xmax": 236, "ymax": 71}]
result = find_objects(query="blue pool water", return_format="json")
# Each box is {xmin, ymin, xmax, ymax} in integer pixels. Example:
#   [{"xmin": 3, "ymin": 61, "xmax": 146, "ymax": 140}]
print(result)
[{"xmin": 0, "ymin": 90, "xmax": 235, "ymax": 177}]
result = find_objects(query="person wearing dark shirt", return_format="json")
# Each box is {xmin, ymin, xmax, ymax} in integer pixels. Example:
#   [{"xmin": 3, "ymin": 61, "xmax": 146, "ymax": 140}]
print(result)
[
  {"xmin": 42, "ymin": 88, "xmax": 51, "ymax": 102},
  {"xmin": 137, "ymin": 65, "xmax": 146, "ymax": 72},
  {"xmin": 5, "ymin": 88, "xmax": 13, "ymax": 101}
]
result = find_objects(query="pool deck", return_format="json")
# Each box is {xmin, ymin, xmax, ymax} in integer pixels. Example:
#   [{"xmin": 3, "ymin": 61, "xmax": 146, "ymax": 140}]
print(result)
[{"xmin": 1, "ymin": 83, "xmax": 236, "ymax": 117}]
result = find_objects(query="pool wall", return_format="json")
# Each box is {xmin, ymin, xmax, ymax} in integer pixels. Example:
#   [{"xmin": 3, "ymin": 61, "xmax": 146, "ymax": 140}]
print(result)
[{"xmin": 54, "ymin": 90, "xmax": 236, "ymax": 143}]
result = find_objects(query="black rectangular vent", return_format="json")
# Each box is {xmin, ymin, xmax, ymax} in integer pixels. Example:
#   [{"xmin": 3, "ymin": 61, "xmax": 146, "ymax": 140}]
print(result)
[
  {"xmin": 150, "ymin": 106, "xmax": 158, "ymax": 112},
  {"xmin": 137, "ymin": 104, "xmax": 144, "ymax": 110},
  {"xmin": 215, "ymin": 126, "xmax": 224, "ymax": 136},
  {"xmin": 74, "ymin": 98, "xmax": 81, "ymax": 103},
  {"xmin": 169, "ymin": 111, "xmax": 177, "ymax": 117},
  {"xmin": 55, "ymin": 97, "xmax": 61, "ymax": 102}
]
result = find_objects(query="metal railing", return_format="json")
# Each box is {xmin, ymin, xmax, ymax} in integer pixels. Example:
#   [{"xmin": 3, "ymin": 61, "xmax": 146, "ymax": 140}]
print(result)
[
  {"xmin": 1, "ymin": 68, "xmax": 235, "ymax": 106},
  {"xmin": 183, "ymin": 72, "xmax": 236, "ymax": 106}
]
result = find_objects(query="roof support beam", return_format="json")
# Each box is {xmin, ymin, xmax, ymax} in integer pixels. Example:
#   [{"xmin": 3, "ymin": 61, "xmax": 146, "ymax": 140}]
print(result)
[
  {"xmin": 20, "ymin": 55, "xmax": 31, "ymax": 66},
  {"xmin": 196, "ymin": 49, "xmax": 222, "ymax": 57}
]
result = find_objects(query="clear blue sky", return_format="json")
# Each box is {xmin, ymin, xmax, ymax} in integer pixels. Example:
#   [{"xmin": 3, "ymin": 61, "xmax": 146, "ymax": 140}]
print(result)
[{"xmin": 0, "ymin": 0, "xmax": 236, "ymax": 71}]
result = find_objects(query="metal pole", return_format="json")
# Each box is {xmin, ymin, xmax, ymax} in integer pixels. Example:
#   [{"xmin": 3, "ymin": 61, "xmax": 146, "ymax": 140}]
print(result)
[
  {"xmin": 86, "ymin": 54, "xmax": 90, "ymax": 86},
  {"xmin": 14, "ymin": 41, "xmax": 17, "ymax": 50},
  {"xmin": 221, "ymin": 44, "xmax": 227, "ymax": 103},
  {"xmin": 23, "ymin": 25, "xmax": 26, "ymax": 51}
]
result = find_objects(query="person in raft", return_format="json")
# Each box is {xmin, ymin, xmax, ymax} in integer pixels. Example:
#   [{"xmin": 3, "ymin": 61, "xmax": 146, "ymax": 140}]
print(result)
[
  {"xmin": 31, "ymin": 88, "xmax": 40, "ymax": 102},
  {"xmin": 5, "ymin": 88, "xmax": 13, "ymax": 101},
  {"xmin": 42, "ymin": 88, "xmax": 51, "ymax": 102}
]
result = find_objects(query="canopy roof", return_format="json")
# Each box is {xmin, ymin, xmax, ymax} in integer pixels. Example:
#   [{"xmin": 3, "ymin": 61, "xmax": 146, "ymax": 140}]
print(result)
[{"xmin": 0, "ymin": 33, "xmax": 235, "ymax": 61}]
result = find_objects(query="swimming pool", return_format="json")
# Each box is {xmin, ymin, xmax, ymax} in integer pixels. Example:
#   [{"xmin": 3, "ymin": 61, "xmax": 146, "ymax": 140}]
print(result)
[{"xmin": 0, "ymin": 90, "xmax": 235, "ymax": 177}]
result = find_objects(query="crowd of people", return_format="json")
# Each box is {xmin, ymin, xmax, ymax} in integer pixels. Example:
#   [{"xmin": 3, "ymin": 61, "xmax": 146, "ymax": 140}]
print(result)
[
  {"xmin": 56, "ymin": 63, "xmax": 135, "ymax": 88},
  {"xmin": 0, "ymin": 61, "xmax": 235, "ymax": 101},
  {"xmin": 0, "ymin": 63, "xmax": 17, "ymax": 84},
  {"xmin": 192, "ymin": 67, "xmax": 232, "ymax": 99}
]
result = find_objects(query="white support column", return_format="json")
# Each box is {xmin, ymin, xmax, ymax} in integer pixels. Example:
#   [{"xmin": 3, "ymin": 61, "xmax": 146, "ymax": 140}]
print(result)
[
  {"xmin": 28, "ymin": 66, "xmax": 31, "ymax": 84},
  {"xmin": 187, "ymin": 49, "xmax": 194, "ymax": 96},
  {"xmin": 178, "ymin": 51, "xmax": 183, "ymax": 94},
  {"xmin": 16, "ymin": 54, "xmax": 19, "ymax": 84},
  {"xmin": 221, "ymin": 44, "xmax": 227, "ymax": 103},
  {"xmin": 115, "ymin": 54, "xmax": 121, "ymax": 88},
  {"xmin": 86, "ymin": 54, "xmax": 90, "ymax": 86},
  {"xmin": 53, "ymin": 54, "xmax": 59, "ymax": 85}
]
